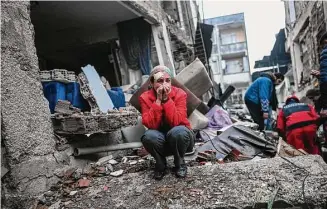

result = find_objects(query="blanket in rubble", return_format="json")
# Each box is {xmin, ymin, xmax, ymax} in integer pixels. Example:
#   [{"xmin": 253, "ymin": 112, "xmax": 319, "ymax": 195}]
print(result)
[
  {"xmin": 198, "ymin": 125, "xmax": 276, "ymax": 160},
  {"xmin": 198, "ymin": 105, "xmax": 233, "ymax": 141}
]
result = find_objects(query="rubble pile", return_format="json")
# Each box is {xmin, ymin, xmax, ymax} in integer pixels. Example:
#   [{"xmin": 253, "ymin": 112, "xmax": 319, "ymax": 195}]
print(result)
[{"xmin": 41, "ymin": 155, "xmax": 327, "ymax": 209}]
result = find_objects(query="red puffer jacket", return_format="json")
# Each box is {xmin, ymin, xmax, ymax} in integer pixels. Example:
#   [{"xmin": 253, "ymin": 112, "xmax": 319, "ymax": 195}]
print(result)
[{"xmin": 139, "ymin": 86, "xmax": 191, "ymax": 130}]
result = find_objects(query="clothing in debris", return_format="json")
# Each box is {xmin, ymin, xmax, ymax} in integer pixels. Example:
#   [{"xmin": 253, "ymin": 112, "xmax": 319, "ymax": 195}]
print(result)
[{"xmin": 277, "ymin": 95, "xmax": 320, "ymax": 154}]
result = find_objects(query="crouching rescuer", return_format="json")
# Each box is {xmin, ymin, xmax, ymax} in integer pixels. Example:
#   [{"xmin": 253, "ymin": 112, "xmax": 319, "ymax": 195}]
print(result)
[
  {"xmin": 277, "ymin": 95, "xmax": 320, "ymax": 154},
  {"xmin": 139, "ymin": 66, "xmax": 194, "ymax": 180}
]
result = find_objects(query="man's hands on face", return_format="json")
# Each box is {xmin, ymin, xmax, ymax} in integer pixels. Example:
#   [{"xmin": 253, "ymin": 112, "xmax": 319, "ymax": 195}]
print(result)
[
  {"xmin": 156, "ymin": 86, "xmax": 164, "ymax": 104},
  {"xmin": 162, "ymin": 84, "xmax": 170, "ymax": 102}
]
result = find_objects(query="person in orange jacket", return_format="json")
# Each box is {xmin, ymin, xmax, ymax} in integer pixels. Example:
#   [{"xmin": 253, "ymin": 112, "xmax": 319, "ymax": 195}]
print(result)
[
  {"xmin": 139, "ymin": 66, "xmax": 194, "ymax": 180},
  {"xmin": 277, "ymin": 95, "xmax": 320, "ymax": 154}
]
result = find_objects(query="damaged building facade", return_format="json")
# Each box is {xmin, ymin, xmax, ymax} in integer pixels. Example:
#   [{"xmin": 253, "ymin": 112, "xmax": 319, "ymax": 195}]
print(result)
[
  {"xmin": 1, "ymin": 1, "xmax": 201, "ymax": 207},
  {"xmin": 283, "ymin": 1, "xmax": 327, "ymax": 100},
  {"xmin": 205, "ymin": 13, "xmax": 251, "ymax": 105}
]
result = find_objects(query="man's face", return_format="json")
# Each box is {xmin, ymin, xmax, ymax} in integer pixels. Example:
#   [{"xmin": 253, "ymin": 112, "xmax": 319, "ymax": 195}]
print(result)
[
  {"xmin": 275, "ymin": 79, "xmax": 283, "ymax": 85},
  {"xmin": 153, "ymin": 71, "xmax": 171, "ymax": 92}
]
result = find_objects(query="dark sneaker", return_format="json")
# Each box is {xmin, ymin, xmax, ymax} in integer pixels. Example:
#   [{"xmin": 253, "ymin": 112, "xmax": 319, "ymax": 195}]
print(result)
[
  {"xmin": 175, "ymin": 165, "xmax": 187, "ymax": 178},
  {"xmin": 154, "ymin": 170, "xmax": 165, "ymax": 180}
]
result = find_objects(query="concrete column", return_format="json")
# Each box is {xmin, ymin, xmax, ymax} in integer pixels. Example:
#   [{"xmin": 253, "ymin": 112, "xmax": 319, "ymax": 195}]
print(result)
[
  {"xmin": 1, "ymin": 2, "xmax": 63, "ymax": 207},
  {"xmin": 161, "ymin": 21, "xmax": 176, "ymax": 75},
  {"xmin": 151, "ymin": 25, "xmax": 164, "ymax": 66},
  {"xmin": 291, "ymin": 42, "xmax": 303, "ymax": 91},
  {"xmin": 176, "ymin": 0, "xmax": 185, "ymax": 30}
]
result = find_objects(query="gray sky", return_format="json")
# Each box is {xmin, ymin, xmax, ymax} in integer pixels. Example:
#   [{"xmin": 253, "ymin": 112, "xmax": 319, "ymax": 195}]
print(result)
[{"xmin": 199, "ymin": 0, "xmax": 286, "ymax": 73}]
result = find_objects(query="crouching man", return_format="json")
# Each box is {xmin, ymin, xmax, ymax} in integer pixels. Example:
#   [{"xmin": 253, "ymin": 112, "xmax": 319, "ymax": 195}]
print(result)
[
  {"xmin": 277, "ymin": 95, "xmax": 320, "ymax": 154},
  {"xmin": 139, "ymin": 66, "xmax": 194, "ymax": 180}
]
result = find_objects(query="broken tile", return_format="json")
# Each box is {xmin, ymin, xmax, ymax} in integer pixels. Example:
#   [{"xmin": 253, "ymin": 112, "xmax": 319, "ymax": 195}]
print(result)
[
  {"xmin": 78, "ymin": 179, "xmax": 90, "ymax": 188},
  {"xmin": 110, "ymin": 170, "xmax": 124, "ymax": 177}
]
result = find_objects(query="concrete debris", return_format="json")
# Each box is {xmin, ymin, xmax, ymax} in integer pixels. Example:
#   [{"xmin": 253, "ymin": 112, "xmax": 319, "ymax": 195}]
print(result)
[
  {"xmin": 108, "ymin": 159, "xmax": 119, "ymax": 165},
  {"xmin": 106, "ymin": 164, "xmax": 114, "ymax": 172},
  {"xmin": 69, "ymin": 191, "xmax": 78, "ymax": 196},
  {"xmin": 1, "ymin": 166, "xmax": 9, "ymax": 178},
  {"xmin": 54, "ymin": 100, "xmax": 81, "ymax": 115},
  {"xmin": 80, "ymin": 65, "xmax": 114, "ymax": 113},
  {"xmin": 95, "ymin": 155, "xmax": 114, "ymax": 166},
  {"xmin": 48, "ymin": 201, "xmax": 61, "ymax": 209},
  {"xmin": 110, "ymin": 170, "xmax": 124, "ymax": 177},
  {"xmin": 129, "ymin": 160, "xmax": 138, "ymax": 165},
  {"xmin": 44, "ymin": 191, "xmax": 55, "ymax": 197},
  {"xmin": 277, "ymin": 138, "xmax": 308, "ymax": 157},
  {"xmin": 49, "ymin": 155, "xmax": 327, "ymax": 208},
  {"xmin": 54, "ymin": 107, "xmax": 138, "ymax": 135}
]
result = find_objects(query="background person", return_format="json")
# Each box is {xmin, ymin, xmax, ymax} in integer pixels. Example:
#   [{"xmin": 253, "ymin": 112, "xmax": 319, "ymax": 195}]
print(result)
[
  {"xmin": 244, "ymin": 72, "xmax": 284, "ymax": 130},
  {"xmin": 277, "ymin": 95, "xmax": 320, "ymax": 154}
]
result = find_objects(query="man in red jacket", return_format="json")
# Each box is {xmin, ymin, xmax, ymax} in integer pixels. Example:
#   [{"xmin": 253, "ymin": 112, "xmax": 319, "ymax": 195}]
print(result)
[
  {"xmin": 139, "ymin": 66, "xmax": 194, "ymax": 180},
  {"xmin": 277, "ymin": 95, "xmax": 320, "ymax": 154}
]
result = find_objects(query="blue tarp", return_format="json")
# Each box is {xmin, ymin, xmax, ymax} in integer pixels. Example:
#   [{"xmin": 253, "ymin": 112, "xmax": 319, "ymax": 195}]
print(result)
[{"xmin": 107, "ymin": 87, "xmax": 126, "ymax": 109}]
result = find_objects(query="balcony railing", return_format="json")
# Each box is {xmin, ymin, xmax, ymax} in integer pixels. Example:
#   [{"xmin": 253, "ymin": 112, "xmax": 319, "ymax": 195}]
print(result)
[{"xmin": 220, "ymin": 42, "xmax": 247, "ymax": 55}]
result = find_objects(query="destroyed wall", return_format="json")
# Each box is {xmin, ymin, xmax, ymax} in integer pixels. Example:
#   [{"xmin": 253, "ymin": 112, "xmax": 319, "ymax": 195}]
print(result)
[
  {"xmin": 122, "ymin": 1, "xmax": 196, "ymax": 74},
  {"xmin": 285, "ymin": 1, "xmax": 326, "ymax": 92},
  {"xmin": 1, "ymin": 1, "xmax": 63, "ymax": 207}
]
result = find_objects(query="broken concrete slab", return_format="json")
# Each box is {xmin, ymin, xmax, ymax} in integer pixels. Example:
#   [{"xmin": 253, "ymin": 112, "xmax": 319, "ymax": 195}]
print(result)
[
  {"xmin": 96, "ymin": 155, "xmax": 114, "ymax": 166},
  {"xmin": 64, "ymin": 155, "xmax": 327, "ymax": 208},
  {"xmin": 110, "ymin": 170, "xmax": 124, "ymax": 177},
  {"xmin": 81, "ymin": 65, "xmax": 114, "ymax": 113},
  {"xmin": 54, "ymin": 107, "xmax": 138, "ymax": 135}
]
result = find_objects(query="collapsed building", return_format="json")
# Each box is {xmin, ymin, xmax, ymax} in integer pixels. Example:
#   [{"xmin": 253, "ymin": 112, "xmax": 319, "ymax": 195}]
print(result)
[
  {"xmin": 1, "ymin": 1, "xmax": 203, "ymax": 207},
  {"xmin": 283, "ymin": 1, "xmax": 327, "ymax": 100},
  {"xmin": 2, "ymin": 1, "xmax": 327, "ymax": 209}
]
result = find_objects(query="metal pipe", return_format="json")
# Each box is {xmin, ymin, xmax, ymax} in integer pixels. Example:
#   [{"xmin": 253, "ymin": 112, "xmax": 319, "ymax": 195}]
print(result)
[{"xmin": 74, "ymin": 142, "xmax": 143, "ymax": 156}]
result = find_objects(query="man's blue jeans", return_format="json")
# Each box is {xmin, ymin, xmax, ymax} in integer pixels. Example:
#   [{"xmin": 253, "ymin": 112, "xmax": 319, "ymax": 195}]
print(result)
[{"xmin": 141, "ymin": 125, "xmax": 194, "ymax": 172}]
